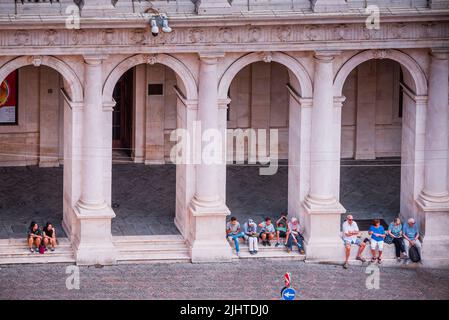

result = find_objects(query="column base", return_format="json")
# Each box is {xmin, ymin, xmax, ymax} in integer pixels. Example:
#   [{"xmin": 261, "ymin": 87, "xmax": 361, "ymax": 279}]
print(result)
[
  {"xmin": 417, "ymin": 190, "xmax": 449, "ymax": 209},
  {"xmin": 303, "ymin": 195, "xmax": 346, "ymax": 261},
  {"xmin": 189, "ymin": 199, "xmax": 232, "ymax": 263},
  {"xmin": 417, "ymin": 203, "xmax": 449, "ymax": 268},
  {"xmin": 72, "ymin": 202, "xmax": 117, "ymax": 266},
  {"xmin": 81, "ymin": 2, "xmax": 116, "ymax": 17}
]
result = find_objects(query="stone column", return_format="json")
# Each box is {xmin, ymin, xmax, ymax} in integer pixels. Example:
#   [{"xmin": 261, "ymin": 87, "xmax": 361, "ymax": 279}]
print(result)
[
  {"xmin": 418, "ymin": 49, "xmax": 449, "ymax": 268},
  {"xmin": 189, "ymin": 53, "xmax": 231, "ymax": 263},
  {"xmin": 81, "ymin": 0, "xmax": 115, "ymax": 17},
  {"xmin": 303, "ymin": 51, "xmax": 346, "ymax": 262},
  {"xmin": 73, "ymin": 55, "xmax": 117, "ymax": 266},
  {"xmin": 195, "ymin": 0, "xmax": 232, "ymax": 15}
]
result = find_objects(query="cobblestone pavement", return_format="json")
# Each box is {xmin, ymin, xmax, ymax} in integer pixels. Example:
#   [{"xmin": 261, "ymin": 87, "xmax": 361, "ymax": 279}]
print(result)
[
  {"xmin": 0, "ymin": 260, "xmax": 448, "ymax": 300},
  {"xmin": 0, "ymin": 159, "xmax": 400, "ymax": 238}
]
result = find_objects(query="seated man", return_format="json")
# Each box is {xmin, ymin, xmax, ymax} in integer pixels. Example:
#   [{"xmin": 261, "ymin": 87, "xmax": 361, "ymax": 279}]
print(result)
[
  {"xmin": 342, "ymin": 215, "xmax": 367, "ymax": 269},
  {"xmin": 402, "ymin": 218, "xmax": 422, "ymax": 264},
  {"xmin": 243, "ymin": 219, "xmax": 259, "ymax": 255},
  {"xmin": 275, "ymin": 213, "xmax": 288, "ymax": 247},
  {"xmin": 285, "ymin": 217, "xmax": 305, "ymax": 254},
  {"xmin": 258, "ymin": 217, "xmax": 276, "ymax": 246},
  {"xmin": 27, "ymin": 221, "xmax": 42, "ymax": 253},
  {"xmin": 226, "ymin": 216, "xmax": 245, "ymax": 257}
]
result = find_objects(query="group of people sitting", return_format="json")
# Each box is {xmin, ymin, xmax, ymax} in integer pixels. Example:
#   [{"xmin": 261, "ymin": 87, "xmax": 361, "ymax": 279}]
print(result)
[
  {"xmin": 225, "ymin": 213, "xmax": 305, "ymax": 257},
  {"xmin": 226, "ymin": 213, "xmax": 423, "ymax": 267},
  {"xmin": 342, "ymin": 214, "xmax": 422, "ymax": 269},
  {"xmin": 27, "ymin": 221, "xmax": 57, "ymax": 253}
]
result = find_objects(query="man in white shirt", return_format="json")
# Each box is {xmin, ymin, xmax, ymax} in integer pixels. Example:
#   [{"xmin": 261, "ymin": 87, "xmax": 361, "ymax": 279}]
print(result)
[{"xmin": 342, "ymin": 215, "xmax": 367, "ymax": 269}]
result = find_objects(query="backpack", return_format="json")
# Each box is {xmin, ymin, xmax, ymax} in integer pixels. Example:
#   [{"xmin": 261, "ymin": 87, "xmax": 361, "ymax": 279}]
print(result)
[
  {"xmin": 39, "ymin": 244, "xmax": 46, "ymax": 254},
  {"xmin": 409, "ymin": 245, "xmax": 421, "ymax": 263}
]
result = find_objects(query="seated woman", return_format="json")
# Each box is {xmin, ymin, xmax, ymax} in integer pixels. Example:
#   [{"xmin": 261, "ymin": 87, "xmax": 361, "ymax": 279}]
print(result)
[
  {"xmin": 42, "ymin": 222, "xmax": 57, "ymax": 252},
  {"xmin": 387, "ymin": 217, "xmax": 406, "ymax": 262},
  {"xmin": 27, "ymin": 221, "xmax": 42, "ymax": 253},
  {"xmin": 286, "ymin": 217, "xmax": 305, "ymax": 254},
  {"xmin": 368, "ymin": 219, "xmax": 386, "ymax": 264}
]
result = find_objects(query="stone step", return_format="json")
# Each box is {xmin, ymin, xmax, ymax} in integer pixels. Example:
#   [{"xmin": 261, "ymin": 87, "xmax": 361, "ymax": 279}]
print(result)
[
  {"xmin": 0, "ymin": 238, "xmax": 71, "ymax": 247},
  {"xmin": 117, "ymin": 252, "xmax": 191, "ymax": 263},
  {"xmin": 0, "ymin": 255, "xmax": 76, "ymax": 265},
  {"xmin": 113, "ymin": 235, "xmax": 185, "ymax": 246}
]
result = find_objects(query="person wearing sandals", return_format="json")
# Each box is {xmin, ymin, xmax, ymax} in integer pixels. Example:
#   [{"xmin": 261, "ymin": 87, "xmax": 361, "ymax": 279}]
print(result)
[
  {"xmin": 387, "ymin": 217, "xmax": 406, "ymax": 262},
  {"xmin": 368, "ymin": 219, "xmax": 386, "ymax": 264},
  {"xmin": 42, "ymin": 222, "xmax": 57, "ymax": 252},
  {"xmin": 243, "ymin": 219, "xmax": 259, "ymax": 255},
  {"xmin": 342, "ymin": 215, "xmax": 367, "ymax": 269},
  {"xmin": 27, "ymin": 221, "xmax": 42, "ymax": 253}
]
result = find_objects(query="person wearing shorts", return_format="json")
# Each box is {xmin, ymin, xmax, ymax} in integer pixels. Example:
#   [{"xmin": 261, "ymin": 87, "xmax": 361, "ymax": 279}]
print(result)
[
  {"xmin": 275, "ymin": 214, "xmax": 288, "ymax": 247},
  {"xmin": 342, "ymin": 215, "xmax": 367, "ymax": 269},
  {"xmin": 368, "ymin": 219, "xmax": 386, "ymax": 264}
]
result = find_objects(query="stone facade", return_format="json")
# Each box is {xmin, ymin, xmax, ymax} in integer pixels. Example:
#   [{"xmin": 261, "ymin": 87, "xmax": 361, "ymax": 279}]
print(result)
[{"xmin": 0, "ymin": 0, "xmax": 448, "ymax": 267}]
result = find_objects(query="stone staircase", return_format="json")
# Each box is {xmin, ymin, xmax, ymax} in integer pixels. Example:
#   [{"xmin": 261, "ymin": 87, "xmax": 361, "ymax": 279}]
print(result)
[
  {"xmin": 229, "ymin": 239, "xmax": 306, "ymax": 261},
  {"xmin": 0, "ymin": 238, "xmax": 75, "ymax": 265},
  {"xmin": 113, "ymin": 235, "xmax": 191, "ymax": 264}
]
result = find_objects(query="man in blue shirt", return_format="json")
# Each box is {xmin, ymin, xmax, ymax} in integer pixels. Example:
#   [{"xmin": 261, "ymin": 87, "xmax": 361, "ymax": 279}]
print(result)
[
  {"xmin": 368, "ymin": 219, "xmax": 386, "ymax": 264},
  {"xmin": 402, "ymin": 217, "xmax": 421, "ymax": 263}
]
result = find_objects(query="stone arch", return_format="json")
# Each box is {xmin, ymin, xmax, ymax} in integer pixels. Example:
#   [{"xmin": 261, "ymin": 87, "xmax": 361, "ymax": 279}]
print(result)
[
  {"xmin": 102, "ymin": 53, "xmax": 198, "ymax": 102},
  {"xmin": 0, "ymin": 55, "xmax": 83, "ymax": 102},
  {"xmin": 218, "ymin": 52, "xmax": 313, "ymax": 100},
  {"xmin": 334, "ymin": 49, "xmax": 428, "ymax": 96}
]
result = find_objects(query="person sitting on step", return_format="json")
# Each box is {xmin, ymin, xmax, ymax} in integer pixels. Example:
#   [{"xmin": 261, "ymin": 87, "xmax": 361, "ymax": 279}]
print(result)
[
  {"xmin": 42, "ymin": 222, "xmax": 57, "ymax": 252},
  {"xmin": 275, "ymin": 213, "xmax": 288, "ymax": 247},
  {"xmin": 243, "ymin": 219, "xmax": 259, "ymax": 255},
  {"xmin": 342, "ymin": 215, "xmax": 367, "ymax": 269},
  {"xmin": 368, "ymin": 219, "xmax": 386, "ymax": 264},
  {"xmin": 258, "ymin": 217, "xmax": 276, "ymax": 246},
  {"xmin": 27, "ymin": 221, "xmax": 42, "ymax": 253},
  {"xmin": 226, "ymin": 216, "xmax": 245, "ymax": 257},
  {"xmin": 285, "ymin": 217, "xmax": 305, "ymax": 254}
]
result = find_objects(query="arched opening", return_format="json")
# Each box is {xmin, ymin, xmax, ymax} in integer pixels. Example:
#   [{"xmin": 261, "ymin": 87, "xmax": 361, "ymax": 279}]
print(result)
[
  {"xmin": 220, "ymin": 53, "xmax": 312, "ymax": 256},
  {"xmin": 0, "ymin": 63, "xmax": 73, "ymax": 247},
  {"xmin": 338, "ymin": 55, "xmax": 425, "ymax": 230},
  {"xmin": 106, "ymin": 59, "xmax": 191, "ymax": 237},
  {"xmin": 226, "ymin": 61, "xmax": 290, "ymax": 224}
]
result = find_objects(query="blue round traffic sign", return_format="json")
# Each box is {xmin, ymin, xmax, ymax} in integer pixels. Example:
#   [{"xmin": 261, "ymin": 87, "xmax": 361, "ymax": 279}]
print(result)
[{"xmin": 281, "ymin": 287, "xmax": 296, "ymax": 300}]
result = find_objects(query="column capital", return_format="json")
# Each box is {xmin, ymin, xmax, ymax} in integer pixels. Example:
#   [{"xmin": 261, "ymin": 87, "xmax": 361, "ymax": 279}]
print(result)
[
  {"xmin": 333, "ymin": 96, "xmax": 346, "ymax": 108},
  {"xmin": 314, "ymin": 50, "xmax": 342, "ymax": 62},
  {"xmin": 198, "ymin": 52, "xmax": 225, "ymax": 64},
  {"xmin": 430, "ymin": 48, "xmax": 449, "ymax": 60},
  {"xmin": 83, "ymin": 54, "xmax": 109, "ymax": 65}
]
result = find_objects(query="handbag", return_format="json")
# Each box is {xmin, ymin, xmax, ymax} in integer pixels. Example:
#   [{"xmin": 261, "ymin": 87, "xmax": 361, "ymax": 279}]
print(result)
[{"xmin": 384, "ymin": 234, "xmax": 394, "ymax": 244}]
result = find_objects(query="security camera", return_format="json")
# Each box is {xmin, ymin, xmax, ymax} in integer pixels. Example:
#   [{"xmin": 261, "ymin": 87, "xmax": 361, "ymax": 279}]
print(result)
[
  {"xmin": 161, "ymin": 16, "xmax": 172, "ymax": 33},
  {"xmin": 150, "ymin": 18, "xmax": 159, "ymax": 37}
]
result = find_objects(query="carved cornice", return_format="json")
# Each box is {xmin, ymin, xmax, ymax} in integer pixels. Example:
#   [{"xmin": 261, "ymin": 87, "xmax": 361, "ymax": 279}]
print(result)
[{"xmin": 0, "ymin": 22, "xmax": 448, "ymax": 53}]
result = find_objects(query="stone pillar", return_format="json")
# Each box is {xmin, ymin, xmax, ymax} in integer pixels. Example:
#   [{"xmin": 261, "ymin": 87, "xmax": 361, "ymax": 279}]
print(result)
[
  {"xmin": 189, "ymin": 53, "xmax": 231, "ymax": 263},
  {"xmin": 355, "ymin": 61, "xmax": 376, "ymax": 160},
  {"xmin": 303, "ymin": 51, "xmax": 346, "ymax": 262},
  {"xmin": 430, "ymin": 0, "xmax": 449, "ymax": 9},
  {"xmin": 311, "ymin": 0, "xmax": 348, "ymax": 12},
  {"xmin": 418, "ymin": 49, "xmax": 449, "ymax": 268},
  {"xmin": 73, "ymin": 55, "xmax": 117, "ymax": 266},
  {"xmin": 81, "ymin": 0, "xmax": 115, "ymax": 17},
  {"xmin": 195, "ymin": 0, "xmax": 232, "ymax": 15}
]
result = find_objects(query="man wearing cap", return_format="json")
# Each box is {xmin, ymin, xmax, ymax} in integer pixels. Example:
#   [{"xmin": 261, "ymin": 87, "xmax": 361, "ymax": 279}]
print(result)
[
  {"xmin": 342, "ymin": 215, "xmax": 367, "ymax": 269},
  {"xmin": 402, "ymin": 218, "xmax": 421, "ymax": 263},
  {"xmin": 243, "ymin": 219, "xmax": 259, "ymax": 255}
]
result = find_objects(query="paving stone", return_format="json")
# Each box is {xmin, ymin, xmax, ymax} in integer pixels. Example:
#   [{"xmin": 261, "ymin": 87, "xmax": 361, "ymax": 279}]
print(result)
[{"xmin": 0, "ymin": 260, "xmax": 448, "ymax": 299}]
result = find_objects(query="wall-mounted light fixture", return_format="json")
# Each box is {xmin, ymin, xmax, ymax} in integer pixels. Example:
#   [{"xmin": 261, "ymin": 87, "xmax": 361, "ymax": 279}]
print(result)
[{"xmin": 145, "ymin": 7, "xmax": 172, "ymax": 37}]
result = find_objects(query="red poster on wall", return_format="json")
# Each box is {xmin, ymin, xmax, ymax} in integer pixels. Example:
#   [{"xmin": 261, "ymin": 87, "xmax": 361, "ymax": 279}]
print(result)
[{"xmin": 0, "ymin": 70, "xmax": 18, "ymax": 125}]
